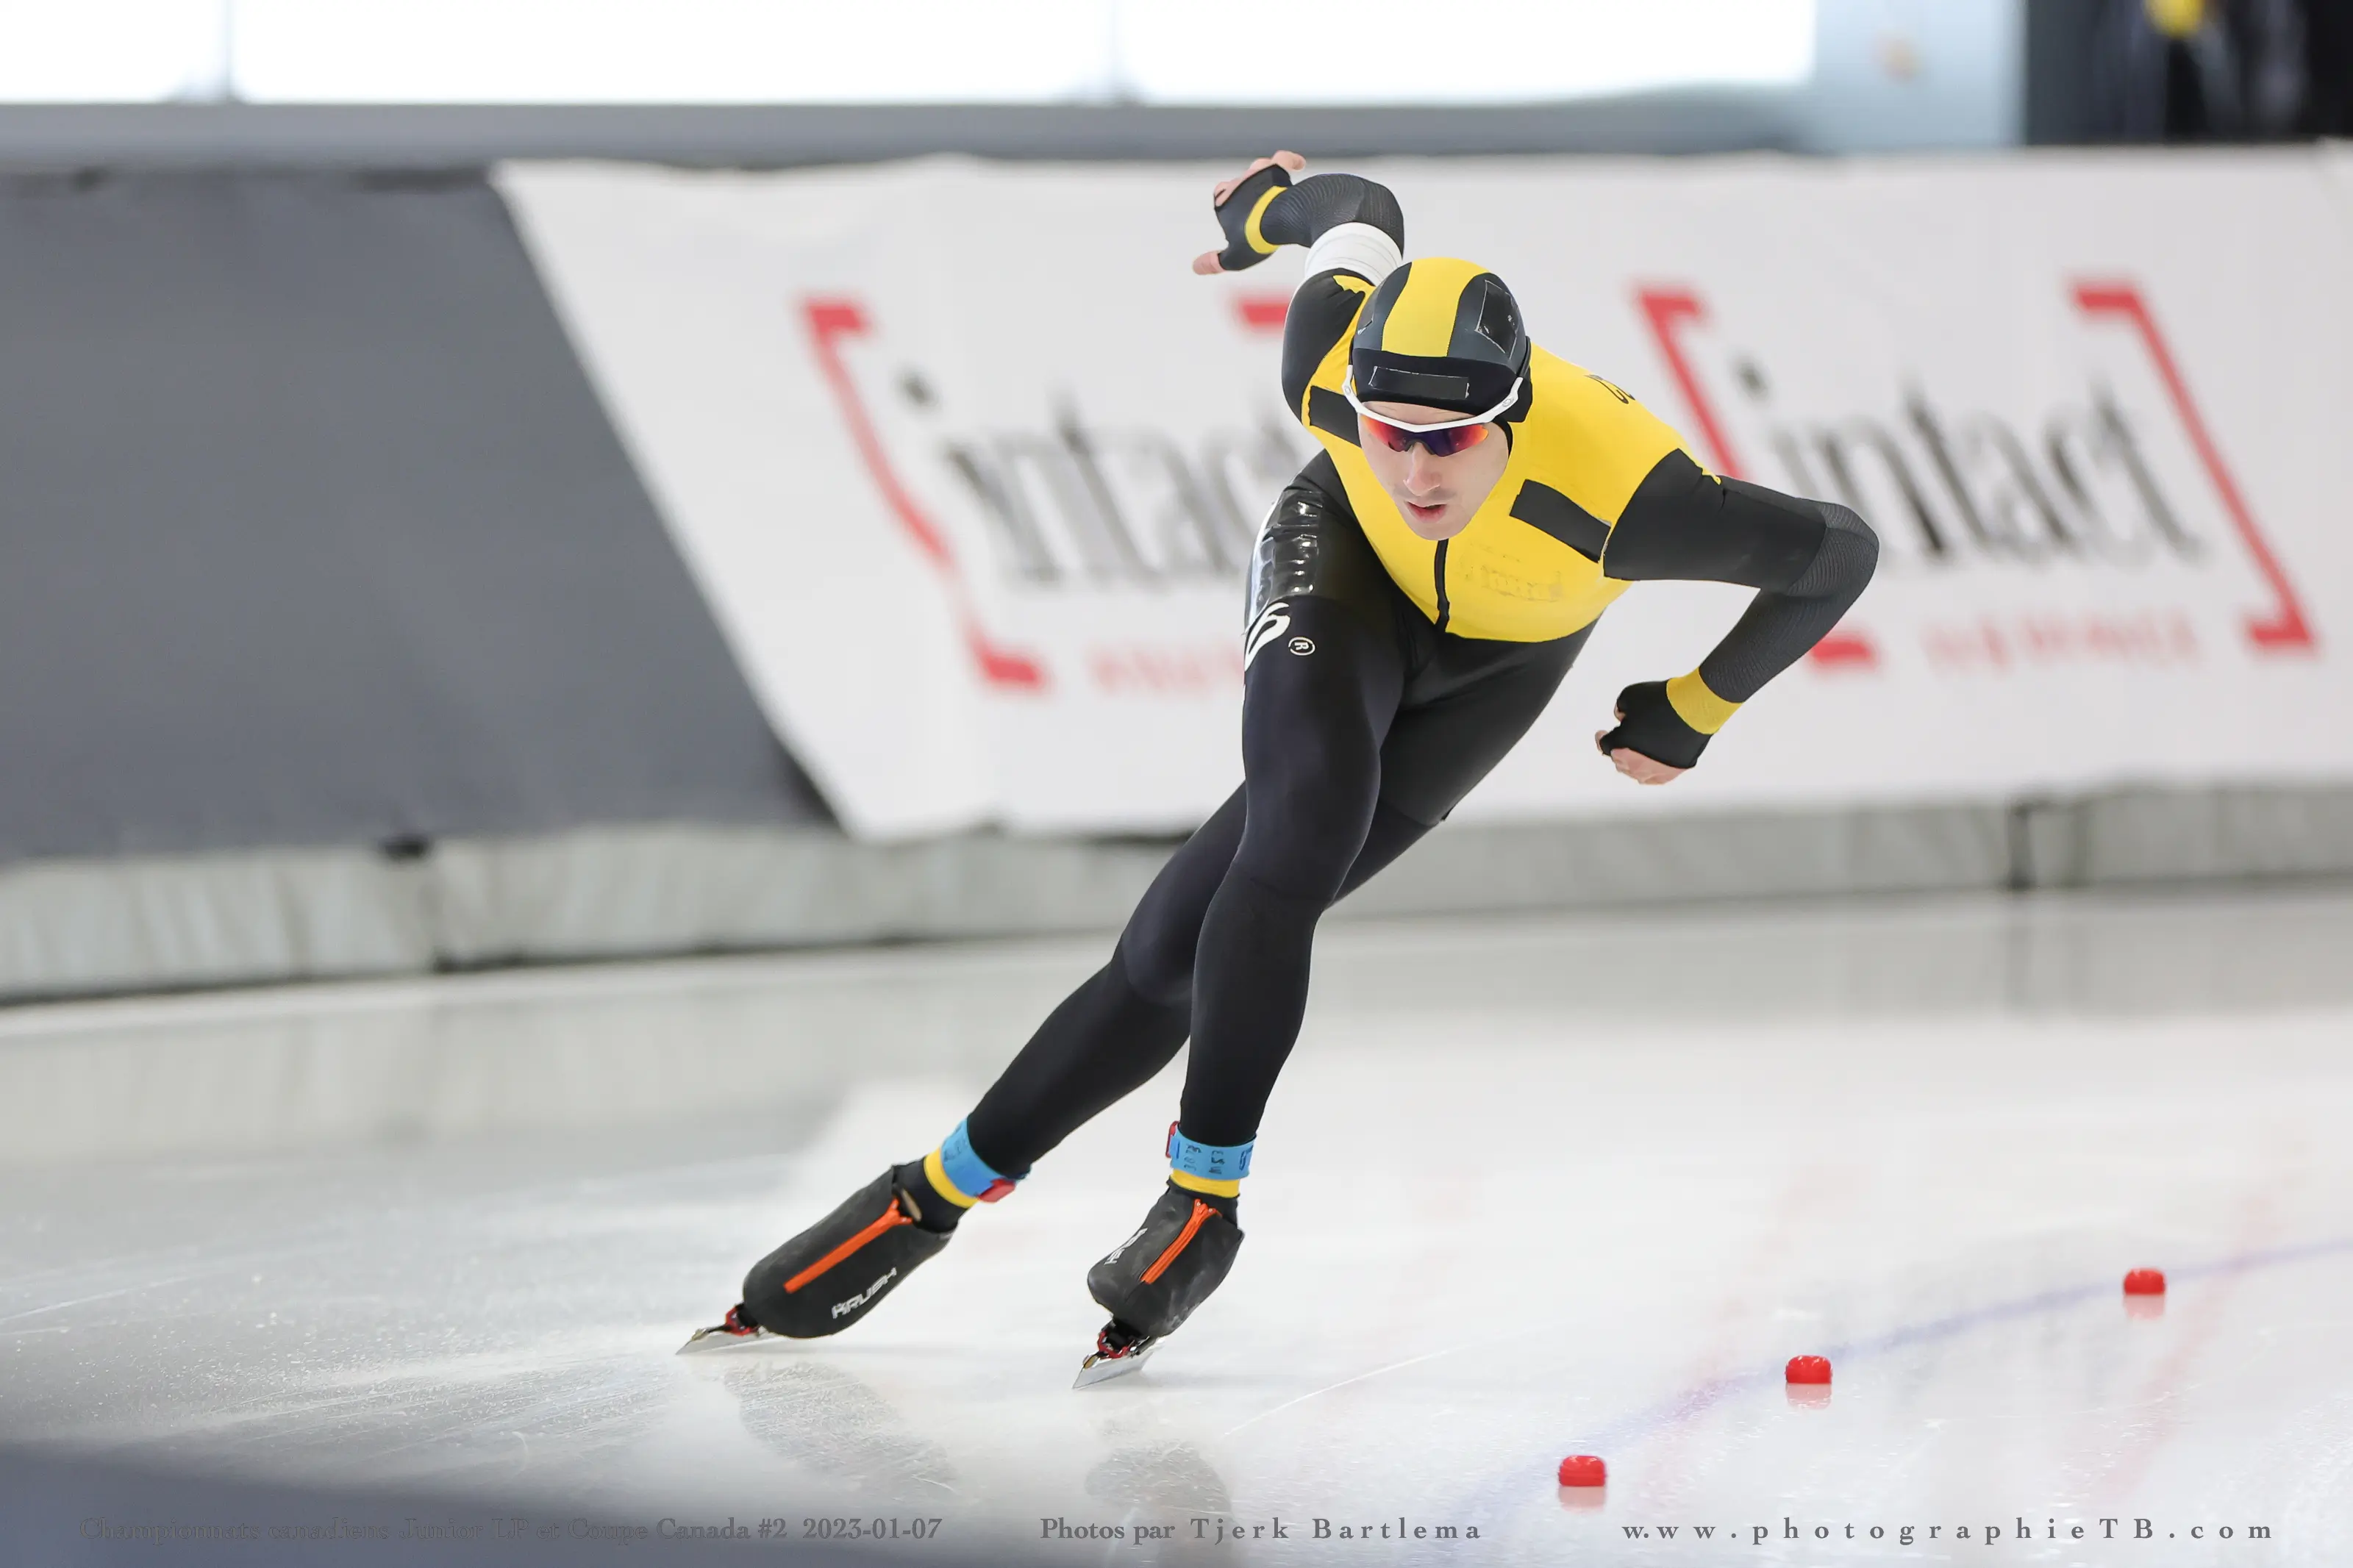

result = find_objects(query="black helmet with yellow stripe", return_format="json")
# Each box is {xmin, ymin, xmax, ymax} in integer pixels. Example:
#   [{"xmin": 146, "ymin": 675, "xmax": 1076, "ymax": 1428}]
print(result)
[{"xmin": 1349, "ymin": 257, "xmax": 1532, "ymax": 426}]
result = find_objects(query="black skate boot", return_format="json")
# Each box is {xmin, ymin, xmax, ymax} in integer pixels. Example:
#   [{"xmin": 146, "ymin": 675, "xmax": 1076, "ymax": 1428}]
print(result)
[
  {"xmin": 679, "ymin": 1170, "xmax": 949, "ymax": 1352},
  {"xmin": 1074, "ymin": 1186, "xmax": 1244, "ymax": 1386}
]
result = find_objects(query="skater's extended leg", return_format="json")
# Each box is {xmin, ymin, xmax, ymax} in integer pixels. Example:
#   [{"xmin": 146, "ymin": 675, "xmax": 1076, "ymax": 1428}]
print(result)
[
  {"xmin": 907, "ymin": 605, "xmax": 1425, "ymax": 1242},
  {"xmin": 888, "ymin": 787, "xmax": 1246, "ymax": 1224},
  {"xmin": 943, "ymin": 656, "xmax": 1457, "ymax": 1202},
  {"xmin": 962, "ymin": 659, "xmax": 1445, "ymax": 1184},
  {"xmin": 714, "ymin": 812, "xmax": 1243, "ymax": 1341},
  {"xmin": 957, "ymin": 951, "xmax": 1189, "ymax": 1174}
]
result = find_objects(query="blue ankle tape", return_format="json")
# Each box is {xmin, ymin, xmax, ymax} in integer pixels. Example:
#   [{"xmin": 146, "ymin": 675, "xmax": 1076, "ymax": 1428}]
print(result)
[
  {"xmin": 940, "ymin": 1120, "xmax": 1014, "ymax": 1200},
  {"xmin": 1165, "ymin": 1125, "xmax": 1253, "ymax": 1181}
]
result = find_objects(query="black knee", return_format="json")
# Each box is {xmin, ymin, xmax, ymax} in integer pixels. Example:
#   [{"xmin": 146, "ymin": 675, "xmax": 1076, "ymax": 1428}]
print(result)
[
  {"xmin": 1117, "ymin": 790, "xmax": 1245, "ymax": 1005},
  {"xmin": 1332, "ymin": 799, "xmax": 1435, "ymax": 902}
]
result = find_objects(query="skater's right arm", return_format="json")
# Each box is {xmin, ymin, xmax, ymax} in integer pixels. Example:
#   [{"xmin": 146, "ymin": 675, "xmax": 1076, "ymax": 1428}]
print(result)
[{"xmin": 1189, "ymin": 153, "xmax": 1406, "ymax": 426}]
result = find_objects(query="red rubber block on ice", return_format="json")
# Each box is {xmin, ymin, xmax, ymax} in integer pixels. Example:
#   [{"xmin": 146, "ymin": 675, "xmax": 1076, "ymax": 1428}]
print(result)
[
  {"xmin": 1557, "ymin": 1455, "xmax": 1607, "ymax": 1487},
  {"xmin": 1785, "ymin": 1355, "xmax": 1832, "ymax": 1384},
  {"xmin": 2123, "ymin": 1268, "xmax": 2166, "ymax": 1295}
]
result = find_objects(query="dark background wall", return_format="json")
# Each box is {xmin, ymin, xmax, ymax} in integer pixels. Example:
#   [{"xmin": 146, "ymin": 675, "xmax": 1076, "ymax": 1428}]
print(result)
[
  {"xmin": 0, "ymin": 169, "xmax": 821, "ymax": 862},
  {"xmin": 2028, "ymin": 0, "xmax": 2353, "ymax": 143}
]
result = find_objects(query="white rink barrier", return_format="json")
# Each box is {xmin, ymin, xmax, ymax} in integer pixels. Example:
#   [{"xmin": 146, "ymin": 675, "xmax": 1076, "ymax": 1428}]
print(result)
[{"xmin": 500, "ymin": 150, "xmax": 2353, "ymax": 841}]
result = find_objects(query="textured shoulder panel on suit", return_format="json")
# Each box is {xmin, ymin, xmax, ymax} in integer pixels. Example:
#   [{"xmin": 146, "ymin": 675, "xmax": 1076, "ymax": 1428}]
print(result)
[
  {"xmin": 1601, "ymin": 451, "xmax": 1827, "ymax": 591},
  {"xmin": 1507, "ymin": 480, "xmax": 1610, "ymax": 563},
  {"xmin": 1257, "ymin": 173, "xmax": 1406, "ymax": 253}
]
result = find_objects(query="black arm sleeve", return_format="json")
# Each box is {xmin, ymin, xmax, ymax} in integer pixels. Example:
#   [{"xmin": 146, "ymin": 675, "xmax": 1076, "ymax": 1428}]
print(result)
[
  {"xmin": 1207, "ymin": 168, "xmax": 1405, "ymax": 273},
  {"xmin": 1593, "ymin": 454, "xmax": 1877, "ymax": 770},
  {"xmin": 1206, "ymin": 171, "xmax": 1406, "ymax": 428},
  {"xmin": 1691, "ymin": 503, "xmax": 1877, "ymax": 703},
  {"xmin": 1602, "ymin": 451, "xmax": 1879, "ymax": 703},
  {"xmin": 1257, "ymin": 173, "xmax": 1404, "ymax": 253}
]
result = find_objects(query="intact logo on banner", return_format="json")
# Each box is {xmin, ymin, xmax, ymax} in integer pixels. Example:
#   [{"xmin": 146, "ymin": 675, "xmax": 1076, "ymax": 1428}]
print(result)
[
  {"xmin": 802, "ymin": 293, "xmax": 1307, "ymax": 698},
  {"xmin": 804, "ymin": 274, "xmax": 2321, "ymax": 701},
  {"xmin": 1636, "ymin": 278, "xmax": 2317, "ymax": 675}
]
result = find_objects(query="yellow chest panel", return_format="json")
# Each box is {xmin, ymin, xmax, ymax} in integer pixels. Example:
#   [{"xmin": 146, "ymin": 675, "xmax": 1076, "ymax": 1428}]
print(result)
[{"xmin": 1304, "ymin": 342, "xmax": 1693, "ymax": 642}]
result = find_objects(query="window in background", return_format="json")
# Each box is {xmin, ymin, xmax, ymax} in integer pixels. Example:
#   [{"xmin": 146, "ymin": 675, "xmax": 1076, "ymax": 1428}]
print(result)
[
  {"xmin": 1117, "ymin": 0, "xmax": 1816, "ymax": 103},
  {"xmin": 1808, "ymin": 0, "xmax": 2025, "ymax": 150},
  {"xmin": 0, "ymin": 0, "xmax": 228, "ymax": 101},
  {"xmin": 0, "ymin": 0, "xmax": 1817, "ymax": 104},
  {"xmin": 233, "ymin": 0, "xmax": 1111, "ymax": 104}
]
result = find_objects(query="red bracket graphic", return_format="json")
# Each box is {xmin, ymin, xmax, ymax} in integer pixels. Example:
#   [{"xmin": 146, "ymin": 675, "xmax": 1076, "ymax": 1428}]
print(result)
[
  {"xmin": 1233, "ymin": 295, "xmax": 1289, "ymax": 334},
  {"xmin": 803, "ymin": 298, "xmax": 1045, "ymax": 690},
  {"xmin": 2073, "ymin": 282, "xmax": 2314, "ymax": 653},
  {"xmin": 1635, "ymin": 287, "xmax": 1748, "ymax": 479},
  {"xmin": 1635, "ymin": 284, "xmax": 1877, "ymax": 671}
]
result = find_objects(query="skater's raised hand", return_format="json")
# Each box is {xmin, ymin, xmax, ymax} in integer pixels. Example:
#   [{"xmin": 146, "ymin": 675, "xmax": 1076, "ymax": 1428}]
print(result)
[
  {"xmin": 1193, "ymin": 151, "xmax": 1308, "ymax": 275},
  {"xmin": 1210, "ymin": 151, "xmax": 1305, "ymax": 212}
]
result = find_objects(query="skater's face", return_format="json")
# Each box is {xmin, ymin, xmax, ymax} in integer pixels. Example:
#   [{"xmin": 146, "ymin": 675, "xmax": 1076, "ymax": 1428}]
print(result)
[{"xmin": 1357, "ymin": 401, "xmax": 1510, "ymax": 541}]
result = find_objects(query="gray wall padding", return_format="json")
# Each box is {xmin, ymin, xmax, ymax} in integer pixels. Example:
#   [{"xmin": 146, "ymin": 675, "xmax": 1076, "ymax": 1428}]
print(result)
[
  {"xmin": 0, "ymin": 169, "xmax": 821, "ymax": 864},
  {"xmin": 11, "ymin": 834, "xmax": 2353, "ymax": 1169},
  {"xmin": 0, "ymin": 846, "xmax": 432, "ymax": 998},
  {"xmin": 6, "ymin": 784, "xmax": 2352, "ymax": 1004},
  {"xmin": 0, "ymin": 99, "xmax": 1805, "ymax": 171}
]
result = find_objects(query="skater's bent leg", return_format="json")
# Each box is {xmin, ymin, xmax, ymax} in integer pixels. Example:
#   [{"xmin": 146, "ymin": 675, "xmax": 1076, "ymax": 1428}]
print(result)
[
  {"xmin": 1179, "ymin": 597, "xmax": 1402, "ymax": 1156},
  {"xmin": 1084, "ymin": 597, "xmax": 1397, "ymax": 1351}
]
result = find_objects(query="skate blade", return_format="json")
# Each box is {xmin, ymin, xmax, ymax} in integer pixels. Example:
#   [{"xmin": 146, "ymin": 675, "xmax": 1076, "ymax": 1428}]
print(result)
[
  {"xmin": 1072, "ymin": 1341, "xmax": 1156, "ymax": 1389},
  {"xmin": 676, "ymin": 1320, "xmax": 779, "ymax": 1356}
]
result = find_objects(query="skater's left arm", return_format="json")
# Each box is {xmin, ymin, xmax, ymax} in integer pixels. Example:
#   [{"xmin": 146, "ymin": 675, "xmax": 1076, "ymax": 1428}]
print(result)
[
  {"xmin": 1188, "ymin": 152, "xmax": 1407, "ymax": 428},
  {"xmin": 1593, "ymin": 454, "xmax": 1879, "ymax": 782}
]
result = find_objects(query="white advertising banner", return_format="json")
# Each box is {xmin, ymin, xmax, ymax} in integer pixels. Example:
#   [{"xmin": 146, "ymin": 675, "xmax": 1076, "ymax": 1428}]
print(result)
[{"xmin": 499, "ymin": 151, "xmax": 2353, "ymax": 840}]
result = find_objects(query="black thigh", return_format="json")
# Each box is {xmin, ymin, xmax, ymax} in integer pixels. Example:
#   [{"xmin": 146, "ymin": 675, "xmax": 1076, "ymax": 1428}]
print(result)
[
  {"xmin": 1376, "ymin": 623, "xmax": 1593, "ymax": 828},
  {"xmin": 1119, "ymin": 467, "xmax": 1409, "ymax": 998},
  {"xmin": 1229, "ymin": 593, "xmax": 1405, "ymax": 898}
]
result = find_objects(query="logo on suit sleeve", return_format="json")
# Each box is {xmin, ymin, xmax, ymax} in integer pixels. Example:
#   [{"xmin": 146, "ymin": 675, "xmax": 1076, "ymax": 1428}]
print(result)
[{"xmin": 1244, "ymin": 601, "xmax": 1292, "ymax": 667}]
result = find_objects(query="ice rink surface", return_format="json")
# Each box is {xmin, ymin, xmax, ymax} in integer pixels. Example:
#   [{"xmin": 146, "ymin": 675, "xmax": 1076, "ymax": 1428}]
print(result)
[{"xmin": 5, "ymin": 887, "xmax": 2352, "ymax": 1565}]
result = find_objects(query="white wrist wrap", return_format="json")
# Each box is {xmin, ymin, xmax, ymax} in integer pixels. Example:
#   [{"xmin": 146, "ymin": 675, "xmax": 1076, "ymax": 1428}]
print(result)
[{"xmin": 1303, "ymin": 222, "xmax": 1402, "ymax": 287}]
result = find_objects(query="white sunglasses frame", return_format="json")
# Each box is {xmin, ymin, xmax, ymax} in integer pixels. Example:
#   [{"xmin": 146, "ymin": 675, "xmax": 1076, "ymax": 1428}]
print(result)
[{"xmin": 1343, "ymin": 371, "xmax": 1524, "ymax": 433}]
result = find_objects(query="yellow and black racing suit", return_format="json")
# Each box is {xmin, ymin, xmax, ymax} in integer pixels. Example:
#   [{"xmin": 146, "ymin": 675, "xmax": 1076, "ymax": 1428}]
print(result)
[{"xmin": 956, "ymin": 167, "xmax": 1879, "ymax": 1185}]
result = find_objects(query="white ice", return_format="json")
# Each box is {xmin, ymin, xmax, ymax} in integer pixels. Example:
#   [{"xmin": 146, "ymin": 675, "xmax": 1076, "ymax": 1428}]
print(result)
[{"xmin": 4, "ymin": 889, "xmax": 2352, "ymax": 1565}]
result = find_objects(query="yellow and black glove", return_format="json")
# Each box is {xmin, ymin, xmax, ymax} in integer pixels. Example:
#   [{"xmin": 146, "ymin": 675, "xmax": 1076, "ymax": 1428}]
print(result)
[
  {"xmin": 1596, "ymin": 680, "xmax": 1716, "ymax": 770},
  {"xmin": 1207, "ymin": 164, "xmax": 1293, "ymax": 273}
]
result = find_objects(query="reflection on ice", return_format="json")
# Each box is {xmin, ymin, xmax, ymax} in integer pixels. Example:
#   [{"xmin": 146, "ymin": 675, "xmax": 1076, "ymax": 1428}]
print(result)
[
  {"xmin": 1085, "ymin": 1442, "xmax": 1233, "ymax": 1515},
  {"xmin": 711, "ymin": 1356, "xmax": 958, "ymax": 1499}
]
